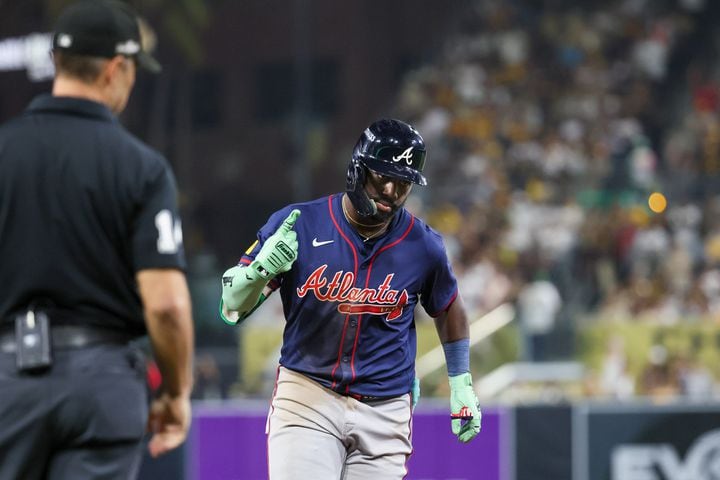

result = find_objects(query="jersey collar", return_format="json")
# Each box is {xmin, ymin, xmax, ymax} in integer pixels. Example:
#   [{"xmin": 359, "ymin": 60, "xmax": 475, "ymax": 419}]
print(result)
[{"xmin": 26, "ymin": 94, "xmax": 118, "ymax": 123}]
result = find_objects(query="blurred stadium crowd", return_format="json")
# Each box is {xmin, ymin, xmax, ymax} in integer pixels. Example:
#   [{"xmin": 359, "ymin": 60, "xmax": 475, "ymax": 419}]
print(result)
[
  {"xmin": 397, "ymin": 0, "xmax": 715, "ymax": 322},
  {"xmin": 174, "ymin": 0, "xmax": 720, "ymax": 402},
  {"xmin": 379, "ymin": 0, "xmax": 720, "ymax": 400}
]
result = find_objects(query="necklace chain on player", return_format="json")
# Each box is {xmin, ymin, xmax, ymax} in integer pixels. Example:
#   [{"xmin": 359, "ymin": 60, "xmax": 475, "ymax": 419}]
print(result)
[{"xmin": 341, "ymin": 197, "xmax": 389, "ymax": 242}]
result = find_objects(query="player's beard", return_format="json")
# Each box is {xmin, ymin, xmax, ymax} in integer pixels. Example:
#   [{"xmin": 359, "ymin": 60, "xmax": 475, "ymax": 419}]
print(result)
[{"xmin": 368, "ymin": 196, "xmax": 405, "ymax": 223}]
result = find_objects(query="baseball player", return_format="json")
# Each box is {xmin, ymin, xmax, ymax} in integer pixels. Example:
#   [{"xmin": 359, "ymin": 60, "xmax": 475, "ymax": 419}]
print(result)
[{"xmin": 221, "ymin": 119, "xmax": 480, "ymax": 479}]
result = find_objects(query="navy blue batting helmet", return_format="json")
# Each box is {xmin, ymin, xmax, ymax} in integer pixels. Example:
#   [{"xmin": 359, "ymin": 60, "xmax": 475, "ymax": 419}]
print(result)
[{"xmin": 346, "ymin": 119, "xmax": 427, "ymax": 216}]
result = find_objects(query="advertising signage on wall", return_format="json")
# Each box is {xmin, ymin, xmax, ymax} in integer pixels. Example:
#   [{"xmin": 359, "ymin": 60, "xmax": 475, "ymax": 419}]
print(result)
[
  {"xmin": 189, "ymin": 403, "xmax": 509, "ymax": 480},
  {"xmin": 514, "ymin": 405, "xmax": 572, "ymax": 480},
  {"xmin": 573, "ymin": 403, "xmax": 720, "ymax": 480}
]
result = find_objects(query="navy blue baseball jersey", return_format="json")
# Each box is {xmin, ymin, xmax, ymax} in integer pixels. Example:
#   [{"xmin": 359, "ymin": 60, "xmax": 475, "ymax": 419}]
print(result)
[{"xmin": 240, "ymin": 193, "xmax": 459, "ymax": 398}]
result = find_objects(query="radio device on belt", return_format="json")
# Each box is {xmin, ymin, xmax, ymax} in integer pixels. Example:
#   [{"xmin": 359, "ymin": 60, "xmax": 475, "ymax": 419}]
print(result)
[{"xmin": 14, "ymin": 307, "xmax": 52, "ymax": 372}]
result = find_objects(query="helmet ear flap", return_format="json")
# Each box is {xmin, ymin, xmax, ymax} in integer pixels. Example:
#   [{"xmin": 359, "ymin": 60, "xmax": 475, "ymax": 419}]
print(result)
[
  {"xmin": 346, "ymin": 158, "xmax": 377, "ymax": 217},
  {"xmin": 346, "ymin": 157, "xmax": 362, "ymax": 192}
]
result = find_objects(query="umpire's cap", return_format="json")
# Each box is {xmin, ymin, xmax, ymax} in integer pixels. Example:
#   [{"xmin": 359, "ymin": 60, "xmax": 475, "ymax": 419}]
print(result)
[{"xmin": 52, "ymin": 0, "xmax": 161, "ymax": 73}]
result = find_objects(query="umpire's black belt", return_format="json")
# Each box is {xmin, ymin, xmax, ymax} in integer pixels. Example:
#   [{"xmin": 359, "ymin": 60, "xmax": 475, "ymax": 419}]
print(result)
[{"xmin": 0, "ymin": 325, "xmax": 135, "ymax": 354}]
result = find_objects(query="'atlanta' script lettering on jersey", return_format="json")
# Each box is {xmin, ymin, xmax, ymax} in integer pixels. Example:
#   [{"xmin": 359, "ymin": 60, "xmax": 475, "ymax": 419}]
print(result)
[{"xmin": 297, "ymin": 265, "xmax": 409, "ymax": 321}]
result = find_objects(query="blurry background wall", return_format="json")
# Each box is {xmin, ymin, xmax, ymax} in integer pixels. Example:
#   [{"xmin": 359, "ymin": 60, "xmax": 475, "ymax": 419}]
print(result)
[
  {"xmin": 0, "ymin": 0, "xmax": 460, "ymax": 264},
  {"xmin": 3, "ymin": 0, "xmax": 720, "ymax": 407}
]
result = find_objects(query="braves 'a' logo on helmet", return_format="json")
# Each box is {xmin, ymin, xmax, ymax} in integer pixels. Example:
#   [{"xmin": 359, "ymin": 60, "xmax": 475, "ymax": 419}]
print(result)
[{"xmin": 392, "ymin": 147, "xmax": 414, "ymax": 165}]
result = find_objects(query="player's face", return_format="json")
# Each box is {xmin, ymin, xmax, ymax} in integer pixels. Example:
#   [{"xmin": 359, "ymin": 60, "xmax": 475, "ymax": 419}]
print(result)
[{"xmin": 364, "ymin": 169, "xmax": 413, "ymax": 221}]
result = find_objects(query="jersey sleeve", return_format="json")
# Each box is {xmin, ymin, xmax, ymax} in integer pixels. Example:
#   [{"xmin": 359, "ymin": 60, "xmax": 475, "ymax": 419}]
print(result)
[
  {"xmin": 131, "ymin": 160, "xmax": 187, "ymax": 271},
  {"xmin": 419, "ymin": 230, "xmax": 459, "ymax": 317}
]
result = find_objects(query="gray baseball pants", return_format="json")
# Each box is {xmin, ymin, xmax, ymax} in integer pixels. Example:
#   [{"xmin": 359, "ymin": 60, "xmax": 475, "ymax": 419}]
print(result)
[{"xmin": 267, "ymin": 366, "xmax": 413, "ymax": 480}]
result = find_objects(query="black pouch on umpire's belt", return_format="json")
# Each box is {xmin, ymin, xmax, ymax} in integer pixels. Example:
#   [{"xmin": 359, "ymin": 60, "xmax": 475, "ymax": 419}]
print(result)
[{"xmin": 15, "ymin": 308, "xmax": 52, "ymax": 373}]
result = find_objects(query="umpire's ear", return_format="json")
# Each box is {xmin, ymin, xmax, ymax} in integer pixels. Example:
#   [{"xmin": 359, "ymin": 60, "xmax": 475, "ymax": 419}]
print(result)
[{"xmin": 99, "ymin": 55, "xmax": 136, "ymax": 114}]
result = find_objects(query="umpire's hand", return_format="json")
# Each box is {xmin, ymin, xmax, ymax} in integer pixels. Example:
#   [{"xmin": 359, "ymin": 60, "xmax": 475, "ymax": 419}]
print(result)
[{"xmin": 147, "ymin": 392, "xmax": 191, "ymax": 457}]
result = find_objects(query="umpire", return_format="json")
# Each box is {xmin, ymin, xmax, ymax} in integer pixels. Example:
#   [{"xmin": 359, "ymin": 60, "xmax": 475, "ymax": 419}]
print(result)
[{"xmin": 0, "ymin": 1, "xmax": 194, "ymax": 479}]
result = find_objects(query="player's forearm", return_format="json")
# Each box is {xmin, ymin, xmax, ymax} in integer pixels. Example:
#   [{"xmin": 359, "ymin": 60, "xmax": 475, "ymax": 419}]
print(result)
[
  {"xmin": 221, "ymin": 265, "xmax": 268, "ymax": 316},
  {"xmin": 434, "ymin": 296, "xmax": 471, "ymax": 375},
  {"xmin": 433, "ymin": 296, "xmax": 470, "ymax": 343}
]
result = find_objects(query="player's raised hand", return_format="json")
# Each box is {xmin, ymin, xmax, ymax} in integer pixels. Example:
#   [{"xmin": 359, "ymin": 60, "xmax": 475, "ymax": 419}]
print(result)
[
  {"xmin": 448, "ymin": 372, "xmax": 481, "ymax": 443},
  {"xmin": 252, "ymin": 209, "xmax": 301, "ymax": 279},
  {"xmin": 278, "ymin": 209, "xmax": 300, "ymax": 233}
]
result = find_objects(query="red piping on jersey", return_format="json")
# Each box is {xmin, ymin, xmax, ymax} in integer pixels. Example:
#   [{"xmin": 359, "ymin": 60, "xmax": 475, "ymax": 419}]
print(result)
[
  {"xmin": 431, "ymin": 289, "xmax": 458, "ymax": 317},
  {"xmin": 239, "ymin": 257, "xmax": 251, "ymax": 265},
  {"xmin": 347, "ymin": 215, "xmax": 416, "ymax": 386},
  {"xmin": 328, "ymin": 195, "xmax": 359, "ymax": 389}
]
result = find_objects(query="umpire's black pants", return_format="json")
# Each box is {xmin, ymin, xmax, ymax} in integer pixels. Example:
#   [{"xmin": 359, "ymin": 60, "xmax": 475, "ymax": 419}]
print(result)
[{"xmin": 0, "ymin": 344, "xmax": 149, "ymax": 480}]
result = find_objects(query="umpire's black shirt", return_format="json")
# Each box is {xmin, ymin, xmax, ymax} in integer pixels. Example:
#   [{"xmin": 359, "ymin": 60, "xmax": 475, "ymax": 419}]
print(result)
[{"xmin": 0, "ymin": 95, "xmax": 186, "ymax": 336}]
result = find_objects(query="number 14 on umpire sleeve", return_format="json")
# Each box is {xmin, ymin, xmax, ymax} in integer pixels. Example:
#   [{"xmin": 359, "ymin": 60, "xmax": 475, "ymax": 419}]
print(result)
[{"xmin": 154, "ymin": 209, "xmax": 183, "ymax": 254}]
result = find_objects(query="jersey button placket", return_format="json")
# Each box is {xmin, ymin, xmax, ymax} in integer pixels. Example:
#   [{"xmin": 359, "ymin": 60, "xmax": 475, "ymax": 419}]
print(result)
[
  {"xmin": 345, "ymin": 316, "xmax": 359, "ymax": 363},
  {"xmin": 338, "ymin": 313, "xmax": 359, "ymax": 385}
]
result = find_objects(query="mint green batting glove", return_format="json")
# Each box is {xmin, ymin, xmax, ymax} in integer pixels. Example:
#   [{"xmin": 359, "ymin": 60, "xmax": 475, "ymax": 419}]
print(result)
[
  {"xmin": 411, "ymin": 377, "xmax": 420, "ymax": 410},
  {"xmin": 250, "ymin": 209, "xmax": 300, "ymax": 279},
  {"xmin": 449, "ymin": 372, "xmax": 481, "ymax": 443}
]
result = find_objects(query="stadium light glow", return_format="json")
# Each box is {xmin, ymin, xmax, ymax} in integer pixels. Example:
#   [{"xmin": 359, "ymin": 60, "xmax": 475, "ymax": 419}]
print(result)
[{"xmin": 0, "ymin": 33, "xmax": 54, "ymax": 82}]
